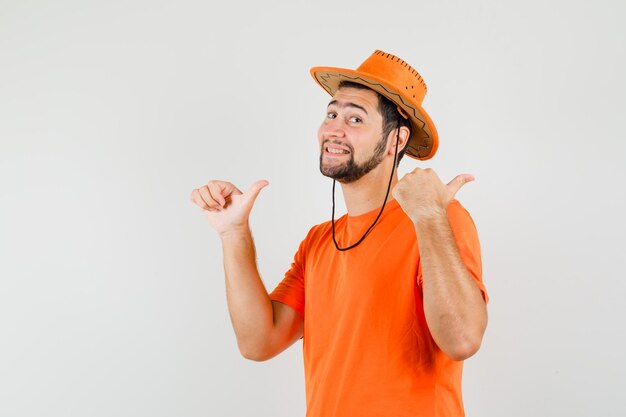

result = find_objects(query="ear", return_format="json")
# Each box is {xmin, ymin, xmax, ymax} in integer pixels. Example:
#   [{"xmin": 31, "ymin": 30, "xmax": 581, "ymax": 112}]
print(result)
[{"xmin": 387, "ymin": 126, "xmax": 411, "ymax": 156}]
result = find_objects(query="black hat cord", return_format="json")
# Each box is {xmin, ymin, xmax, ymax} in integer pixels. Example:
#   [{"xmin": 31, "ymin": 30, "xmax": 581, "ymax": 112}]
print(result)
[{"xmin": 331, "ymin": 124, "xmax": 401, "ymax": 251}]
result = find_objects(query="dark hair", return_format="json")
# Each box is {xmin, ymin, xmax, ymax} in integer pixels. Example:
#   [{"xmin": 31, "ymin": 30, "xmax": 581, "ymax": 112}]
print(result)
[{"xmin": 337, "ymin": 81, "xmax": 412, "ymax": 164}]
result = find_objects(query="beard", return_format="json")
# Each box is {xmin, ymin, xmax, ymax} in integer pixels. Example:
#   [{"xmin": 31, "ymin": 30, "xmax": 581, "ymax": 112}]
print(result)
[{"xmin": 319, "ymin": 136, "xmax": 387, "ymax": 183}]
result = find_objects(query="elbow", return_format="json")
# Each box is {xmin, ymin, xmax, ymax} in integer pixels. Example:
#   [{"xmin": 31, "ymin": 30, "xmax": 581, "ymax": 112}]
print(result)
[
  {"xmin": 240, "ymin": 348, "xmax": 272, "ymax": 362},
  {"xmin": 441, "ymin": 329, "xmax": 484, "ymax": 361},
  {"xmin": 442, "ymin": 311, "xmax": 488, "ymax": 361},
  {"xmin": 444, "ymin": 339, "xmax": 482, "ymax": 361},
  {"xmin": 237, "ymin": 340, "xmax": 275, "ymax": 362}
]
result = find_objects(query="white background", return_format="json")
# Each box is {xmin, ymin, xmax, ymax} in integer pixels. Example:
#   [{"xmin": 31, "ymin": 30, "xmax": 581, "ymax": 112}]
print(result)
[{"xmin": 1, "ymin": 0, "xmax": 625, "ymax": 416}]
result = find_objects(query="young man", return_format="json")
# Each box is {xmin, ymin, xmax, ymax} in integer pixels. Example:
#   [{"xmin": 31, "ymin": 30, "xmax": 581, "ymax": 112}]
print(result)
[{"xmin": 191, "ymin": 50, "xmax": 489, "ymax": 417}]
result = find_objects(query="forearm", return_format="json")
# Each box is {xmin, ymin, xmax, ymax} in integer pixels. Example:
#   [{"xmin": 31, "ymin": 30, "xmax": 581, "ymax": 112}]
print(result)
[
  {"xmin": 416, "ymin": 214, "xmax": 487, "ymax": 361},
  {"xmin": 220, "ymin": 227, "xmax": 274, "ymax": 357}
]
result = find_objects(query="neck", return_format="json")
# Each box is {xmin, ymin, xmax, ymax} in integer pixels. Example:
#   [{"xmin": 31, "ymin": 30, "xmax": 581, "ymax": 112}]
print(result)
[{"xmin": 339, "ymin": 158, "xmax": 398, "ymax": 216}]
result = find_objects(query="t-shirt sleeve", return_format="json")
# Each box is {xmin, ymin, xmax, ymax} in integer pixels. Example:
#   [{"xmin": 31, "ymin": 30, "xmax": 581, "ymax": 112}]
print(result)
[
  {"xmin": 268, "ymin": 232, "xmax": 309, "ymax": 318},
  {"xmin": 417, "ymin": 200, "xmax": 489, "ymax": 303}
]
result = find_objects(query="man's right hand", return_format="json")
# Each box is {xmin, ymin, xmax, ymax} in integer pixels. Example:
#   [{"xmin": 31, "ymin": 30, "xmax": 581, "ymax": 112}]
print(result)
[{"xmin": 190, "ymin": 180, "xmax": 269, "ymax": 236}]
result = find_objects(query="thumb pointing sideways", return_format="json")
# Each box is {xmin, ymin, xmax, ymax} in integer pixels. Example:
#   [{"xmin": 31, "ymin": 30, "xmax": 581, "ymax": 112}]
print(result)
[
  {"xmin": 446, "ymin": 174, "xmax": 475, "ymax": 198},
  {"xmin": 245, "ymin": 179, "xmax": 269, "ymax": 202}
]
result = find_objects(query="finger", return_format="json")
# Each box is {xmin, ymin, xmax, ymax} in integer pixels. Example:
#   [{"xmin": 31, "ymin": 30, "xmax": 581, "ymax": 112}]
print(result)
[
  {"xmin": 207, "ymin": 182, "xmax": 227, "ymax": 207},
  {"xmin": 399, "ymin": 171, "xmax": 413, "ymax": 181},
  {"xmin": 203, "ymin": 207, "xmax": 221, "ymax": 213},
  {"xmin": 190, "ymin": 189, "xmax": 210, "ymax": 210},
  {"xmin": 245, "ymin": 179, "xmax": 269, "ymax": 202},
  {"xmin": 198, "ymin": 186, "xmax": 222, "ymax": 209},
  {"xmin": 446, "ymin": 174, "xmax": 475, "ymax": 197}
]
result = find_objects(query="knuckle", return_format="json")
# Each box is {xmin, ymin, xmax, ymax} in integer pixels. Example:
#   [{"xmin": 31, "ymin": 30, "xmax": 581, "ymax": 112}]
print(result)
[{"xmin": 207, "ymin": 180, "xmax": 224, "ymax": 190}]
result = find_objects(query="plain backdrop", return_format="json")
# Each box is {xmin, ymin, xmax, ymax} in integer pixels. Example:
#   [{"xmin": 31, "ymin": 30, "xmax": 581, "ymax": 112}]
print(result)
[{"xmin": 1, "ymin": 0, "xmax": 625, "ymax": 416}]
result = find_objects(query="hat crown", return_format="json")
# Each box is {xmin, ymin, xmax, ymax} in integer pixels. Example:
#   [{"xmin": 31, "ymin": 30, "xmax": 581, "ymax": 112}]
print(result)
[{"xmin": 356, "ymin": 50, "xmax": 427, "ymax": 103}]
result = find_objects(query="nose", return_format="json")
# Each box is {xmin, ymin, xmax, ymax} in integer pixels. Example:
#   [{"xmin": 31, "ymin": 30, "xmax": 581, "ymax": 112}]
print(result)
[{"xmin": 318, "ymin": 116, "xmax": 346, "ymax": 140}]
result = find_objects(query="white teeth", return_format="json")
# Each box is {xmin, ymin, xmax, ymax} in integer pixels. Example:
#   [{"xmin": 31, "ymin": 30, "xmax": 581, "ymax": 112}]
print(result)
[{"xmin": 327, "ymin": 147, "xmax": 348, "ymax": 154}]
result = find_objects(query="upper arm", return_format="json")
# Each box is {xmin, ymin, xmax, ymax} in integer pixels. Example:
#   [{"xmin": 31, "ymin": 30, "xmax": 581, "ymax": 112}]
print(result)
[
  {"xmin": 262, "ymin": 228, "xmax": 311, "ymax": 359},
  {"xmin": 264, "ymin": 301, "xmax": 303, "ymax": 358},
  {"xmin": 446, "ymin": 200, "xmax": 489, "ymax": 303}
]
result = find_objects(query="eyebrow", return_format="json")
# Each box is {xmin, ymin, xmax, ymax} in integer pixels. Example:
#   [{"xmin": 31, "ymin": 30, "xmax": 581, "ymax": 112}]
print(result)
[{"xmin": 327, "ymin": 99, "xmax": 368, "ymax": 115}]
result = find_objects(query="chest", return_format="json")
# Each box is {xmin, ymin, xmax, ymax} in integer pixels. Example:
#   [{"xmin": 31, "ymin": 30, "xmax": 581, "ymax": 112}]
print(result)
[{"xmin": 303, "ymin": 225, "xmax": 420, "ymax": 320}]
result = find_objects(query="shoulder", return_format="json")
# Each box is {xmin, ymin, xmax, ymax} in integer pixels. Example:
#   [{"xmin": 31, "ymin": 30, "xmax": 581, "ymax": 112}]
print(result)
[
  {"xmin": 299, "ymin": 218, "xmax": 335, "ymax": 248},
  {"xmin": 446, "ymin": 199, "xmax": 481, "ymax": 252},
  {"xmin": 447, "ymin": 199, "xmax": 477, "ymax": 229}
]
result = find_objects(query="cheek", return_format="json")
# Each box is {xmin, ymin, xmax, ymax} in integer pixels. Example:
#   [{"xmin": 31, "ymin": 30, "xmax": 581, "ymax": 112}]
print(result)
[{"xmin": 317, "ymin": 124, "xmax": 325, "ymax": 146}]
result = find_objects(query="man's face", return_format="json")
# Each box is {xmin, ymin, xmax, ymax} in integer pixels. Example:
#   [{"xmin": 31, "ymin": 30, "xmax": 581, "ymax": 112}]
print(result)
[{"xmin": 318, "ymin": 87, "xmax": 387, "ymax": 183}]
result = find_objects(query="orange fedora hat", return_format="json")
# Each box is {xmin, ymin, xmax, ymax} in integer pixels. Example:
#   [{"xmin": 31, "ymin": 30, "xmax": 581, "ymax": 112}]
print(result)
[{"xmin": 310, "ymin": 50, "xmax": 439, "ymax": 160}]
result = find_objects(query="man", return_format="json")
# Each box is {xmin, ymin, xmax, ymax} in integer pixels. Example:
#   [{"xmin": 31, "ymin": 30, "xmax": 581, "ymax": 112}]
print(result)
[{"xmin": 190, "ymin": 50, "xmax": 489, "ymax": 417}]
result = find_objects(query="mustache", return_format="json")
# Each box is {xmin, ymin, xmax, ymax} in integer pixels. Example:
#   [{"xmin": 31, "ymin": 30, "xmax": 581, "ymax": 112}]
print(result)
[{"xmin": 321, "ymin": 139, "xmax": 354, "ymax": 154}]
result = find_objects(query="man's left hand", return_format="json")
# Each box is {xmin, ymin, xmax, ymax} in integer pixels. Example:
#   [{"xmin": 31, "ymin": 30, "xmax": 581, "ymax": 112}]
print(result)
[{"xmin": 392, "ymin": 168, "xmax": 474, "ymax": 223}]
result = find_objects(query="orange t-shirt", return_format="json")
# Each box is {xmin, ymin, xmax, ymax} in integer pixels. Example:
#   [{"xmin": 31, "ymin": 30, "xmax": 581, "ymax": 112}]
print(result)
[{"xmin": 270, "ymin": 198, "xmax": 488, "ymax": 417}]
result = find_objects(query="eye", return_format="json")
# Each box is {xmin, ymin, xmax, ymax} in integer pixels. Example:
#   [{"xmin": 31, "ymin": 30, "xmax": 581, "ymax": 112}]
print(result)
[
  {"xmin": 349, "ymin": 116, "xmax": 362, "ymax": 123},
  {"xmin": 326, "ymin": 112, "xmax": 337, "ymax": 119}
]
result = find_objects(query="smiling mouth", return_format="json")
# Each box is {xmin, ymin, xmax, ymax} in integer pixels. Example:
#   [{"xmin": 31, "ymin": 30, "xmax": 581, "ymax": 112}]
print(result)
[
  {"xmin": 326, "ymin": 147, "xmax": 349, "ymax": 155},
  {"xmin": 324, "ymin": 143, "xmax": 351, "ymax": 156}
]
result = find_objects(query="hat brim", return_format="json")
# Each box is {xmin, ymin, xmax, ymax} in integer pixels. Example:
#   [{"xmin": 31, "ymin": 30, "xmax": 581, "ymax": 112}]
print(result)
[{"xmin": 311, "ymin": 66, "xmax": 438, "ymax": 161}]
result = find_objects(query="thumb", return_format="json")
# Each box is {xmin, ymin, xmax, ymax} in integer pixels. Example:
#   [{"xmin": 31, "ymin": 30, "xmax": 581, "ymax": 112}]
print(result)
[
  {"xmin": 446, "ymin": 174, "xmax": 475, "ymax": 198},
  {"xmin": 245, "ymin": 179, "xmax": 269, "ymax": 202}
]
